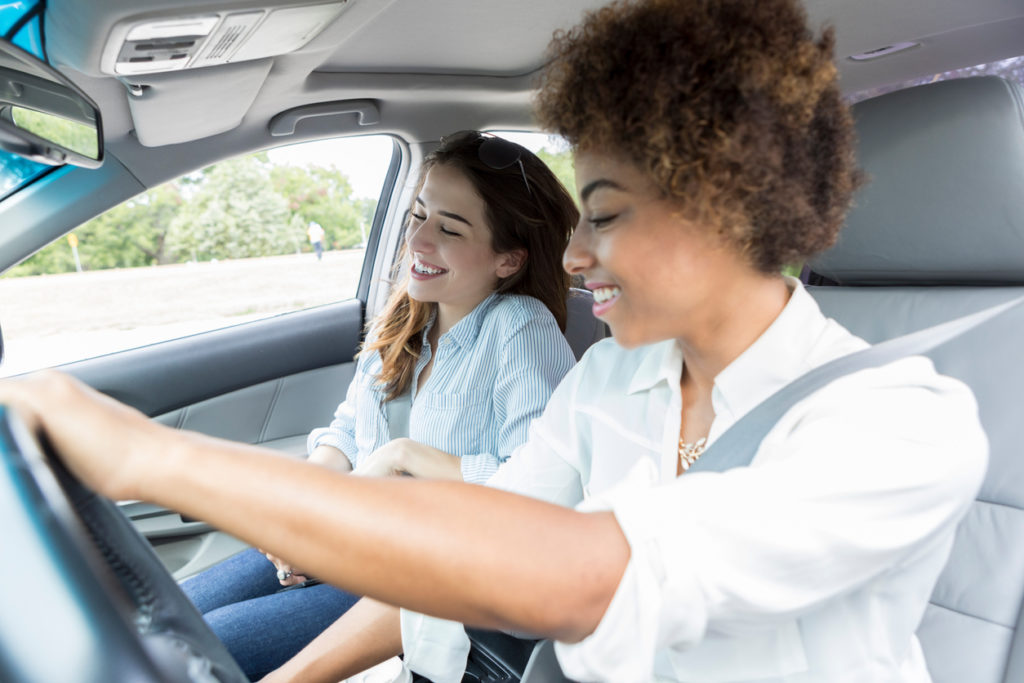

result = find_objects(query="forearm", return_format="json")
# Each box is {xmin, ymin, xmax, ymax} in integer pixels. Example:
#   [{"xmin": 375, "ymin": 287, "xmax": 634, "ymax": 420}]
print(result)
[
  {"xmin": 148, "ymin": 430, "xmax": 628, "ymax": 641},
  {"xmin": 266, "ymin": 598, "xmax": 402, "ymax": 683},
  {"xmin": 308, "ymin": 444, "xmax": 354, "ymax": 472},
  {"xmin": 0, "ymin": 372, "xmax": 626, "ymax": 642},
  {"xmin": 398, "ymin": 440, "xmax": 463, "ymax": 480}
]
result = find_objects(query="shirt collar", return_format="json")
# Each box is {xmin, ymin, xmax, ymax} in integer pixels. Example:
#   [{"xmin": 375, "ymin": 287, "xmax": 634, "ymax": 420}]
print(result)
[
  {"xmin": 433, "ymin": 291, "xmax": 501, "ymax": 350},
  {"xmin": 627, "ymin": 339, "xmax": 683, "ymax": 395},
  {"xmin": 625, "ymin": 278, "xmax": 829, "ymax": 411}
]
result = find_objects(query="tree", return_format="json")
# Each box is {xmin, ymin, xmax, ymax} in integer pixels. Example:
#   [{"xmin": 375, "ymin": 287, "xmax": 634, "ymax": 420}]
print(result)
[
  {"xmin": 5, "ymin": 182, "xmax": 184, "ymax": 275},
  {"xmin": 167, "ymin": 156, "xmax": 299, "ymax": 261},
  {"xmin": 5, "ymin": 234, "xmax": 77, "ymax": 276},
  {"xmin": 537, "ymin": 147, "xmax": 577, "ymax": 201},
  {"xmin": 78, "ymin": 183, "xmax": 183, "ymax": 268},
  {"xmin": 270, "ymin": 163, "xmax": 368, "ymax": 249}
]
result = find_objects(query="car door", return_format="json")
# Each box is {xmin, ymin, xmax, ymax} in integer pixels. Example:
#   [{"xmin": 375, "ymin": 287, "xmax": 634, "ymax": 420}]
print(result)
[{"xmin": 0, "ymin": 135, "xmax": 404, "ymax": 579}]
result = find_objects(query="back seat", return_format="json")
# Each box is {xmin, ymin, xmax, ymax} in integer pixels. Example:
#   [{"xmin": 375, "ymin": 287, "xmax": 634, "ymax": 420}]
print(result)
[{"xmin": 807, "ymin": 75, "xmax": 1024, "ymax": 683}]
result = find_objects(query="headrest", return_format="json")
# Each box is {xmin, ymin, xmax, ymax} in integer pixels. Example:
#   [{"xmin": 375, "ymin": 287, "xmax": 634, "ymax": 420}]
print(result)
[{"xmin": 809, "ymin": 76, "xmax": 1024, "ymax": 285}]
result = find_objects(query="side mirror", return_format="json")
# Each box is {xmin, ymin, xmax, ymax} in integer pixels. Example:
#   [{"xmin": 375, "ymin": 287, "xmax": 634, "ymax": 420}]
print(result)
[{"xmin": 0, "ymin": 39, "xmax": 103, "ymax": 169}]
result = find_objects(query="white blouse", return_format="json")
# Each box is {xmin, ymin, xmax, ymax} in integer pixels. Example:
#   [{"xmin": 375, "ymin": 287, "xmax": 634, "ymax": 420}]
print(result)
[{"xmin": 489, "ymin": 280, "xmax": 988, "ymax": 682}]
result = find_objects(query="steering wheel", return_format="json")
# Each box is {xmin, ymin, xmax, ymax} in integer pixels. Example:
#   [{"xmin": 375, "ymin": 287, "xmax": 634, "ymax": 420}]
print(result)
[{"xmin": 0, "ymin": 406, "xmax": 248, "ymax": 683}]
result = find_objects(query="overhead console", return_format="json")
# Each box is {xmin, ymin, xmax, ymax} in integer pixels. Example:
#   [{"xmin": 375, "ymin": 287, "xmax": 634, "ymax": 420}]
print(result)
[{"xmin": 99, "ymin": 1, "xmax": 349, "ymax": 75}]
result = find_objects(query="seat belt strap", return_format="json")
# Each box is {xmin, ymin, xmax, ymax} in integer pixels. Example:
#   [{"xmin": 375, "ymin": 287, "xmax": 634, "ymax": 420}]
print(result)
[{"xmin": 688, "ymin": 295, "xmax": 1024, "ymax": 474}]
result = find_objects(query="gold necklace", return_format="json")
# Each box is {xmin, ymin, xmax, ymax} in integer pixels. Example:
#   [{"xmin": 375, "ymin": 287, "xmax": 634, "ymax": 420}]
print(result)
[{"xmin": 678, "ymin": 436, "xmax": 707, "ymax": 472}]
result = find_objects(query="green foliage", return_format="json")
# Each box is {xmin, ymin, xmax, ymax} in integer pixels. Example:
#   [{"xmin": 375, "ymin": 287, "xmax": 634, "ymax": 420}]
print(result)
[
  {"xmin": 7, "ymin": 184, "xmax": 185, "ymax": 276},
  {"xmin": 86, "ymin": 184, "xmax": 183, "ymax": 267},
  {"xmin": 12, "ymin": 106, "xmax": 99, "ymax": 159},
  {"xmin": 10, "ymin": 235, "xmax": 76, "ymax": 276},
  {"xmin": 4, "ymin": 150, "xmax": 372, "ymax": 277},
  {"xmin": 536, "ymin": 147, "xmax": 577, "ymax": 201},
  {"xmin": 167, "ymin": 156, "xmax": 298, "ymax": 261},
  {"xmin": 270, "ymin": 164, "xmax": 373, "ymax": 249}
]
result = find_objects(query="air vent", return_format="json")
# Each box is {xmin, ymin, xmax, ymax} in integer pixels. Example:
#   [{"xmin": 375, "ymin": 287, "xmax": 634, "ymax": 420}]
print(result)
[
  {"xmin": 101, "ymin": 1, "xmax": 348, "ymax": 76},
  {"xmin": 192, "ymin": 11, "xmax": 263, "ymax": 67},
  {"xmin": 205, "ymin": 24, "xmax": 248, "ymax": 59}
]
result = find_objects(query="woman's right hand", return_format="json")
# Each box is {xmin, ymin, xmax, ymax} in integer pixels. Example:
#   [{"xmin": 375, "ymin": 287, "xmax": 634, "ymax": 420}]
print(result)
[{"xmin": 354, "ymin": 438, "xmax": 462, "ymax": 480}]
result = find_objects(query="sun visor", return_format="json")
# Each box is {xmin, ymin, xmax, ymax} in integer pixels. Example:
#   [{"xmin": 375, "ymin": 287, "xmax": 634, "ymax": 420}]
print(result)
[{"xmin": 126, "ymin": 58, "xmax": 272, "ymax": 146}]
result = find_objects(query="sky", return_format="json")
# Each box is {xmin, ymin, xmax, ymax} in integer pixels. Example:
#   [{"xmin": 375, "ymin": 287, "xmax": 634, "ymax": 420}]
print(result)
[{"xmin": 265, "ymin": 131, "xmax": 566, "ymax": 200}]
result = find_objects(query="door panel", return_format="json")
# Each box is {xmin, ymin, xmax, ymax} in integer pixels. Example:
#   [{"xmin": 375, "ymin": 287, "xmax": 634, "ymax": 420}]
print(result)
[
  {"xmin": 154, "ymin": 362, "xmax": 357, "ymax": 451},
  {"xmin": 119, "ymin": 499, "xmax": 251, "ymax": 579},
  {"xmin": 65, "ymin": 298, "xmax": 365, "ymax": 579},
  {"xmin": 66, "ymin": 299, "xmax": 363, "ymax": 417}
]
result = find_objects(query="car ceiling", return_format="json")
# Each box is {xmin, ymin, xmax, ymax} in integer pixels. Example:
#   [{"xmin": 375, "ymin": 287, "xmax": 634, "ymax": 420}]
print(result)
[{"xmin": 32, "ymin": 0, "xmax": 1024, "ymax": 190}]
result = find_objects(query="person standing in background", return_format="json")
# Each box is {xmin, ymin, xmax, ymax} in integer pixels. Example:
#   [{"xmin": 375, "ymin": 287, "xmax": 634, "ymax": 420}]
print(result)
[{"xmin": 308, "ymin": 220, "xmax": 325, "ymax": 260}]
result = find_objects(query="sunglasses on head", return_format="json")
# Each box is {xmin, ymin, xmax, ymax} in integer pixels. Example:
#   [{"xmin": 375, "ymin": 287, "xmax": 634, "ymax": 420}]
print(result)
[{"xmin": 442, "ymin": 130, "xmax": 533, "ymax": 196}]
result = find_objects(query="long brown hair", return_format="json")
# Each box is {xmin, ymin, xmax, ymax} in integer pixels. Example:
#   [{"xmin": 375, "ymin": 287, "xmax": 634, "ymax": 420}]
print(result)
[{"xmin": 365, "ymin": 131, "xmax": 578, "ymax": 400}]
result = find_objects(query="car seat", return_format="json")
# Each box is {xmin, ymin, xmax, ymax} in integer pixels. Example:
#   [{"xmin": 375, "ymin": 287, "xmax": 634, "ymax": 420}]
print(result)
[
  {"xmin": 807, "ymin": 75, "xmax": 1024, "ymax": 683},
  {"xmin": 564, "ymin": 287, "xmax": 608, "ymax": 360}
]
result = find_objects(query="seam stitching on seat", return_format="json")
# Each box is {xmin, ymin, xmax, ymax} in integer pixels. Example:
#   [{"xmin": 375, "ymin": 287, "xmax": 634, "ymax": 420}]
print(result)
[
  {"xmin": 929, "ymin": 600, "xmax": 1017, "ymax": 630},
  {"xmin": 975, "ymin": 497, "xmax": 1024, "ymax": 512},
  {"xmin": 259, "ymin": 378, "xmax": 285, "ymax": 443}
]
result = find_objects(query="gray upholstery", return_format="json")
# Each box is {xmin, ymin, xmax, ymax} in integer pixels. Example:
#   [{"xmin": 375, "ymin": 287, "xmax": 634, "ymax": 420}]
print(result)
[
  {"xmin": 807, "ymin": 76, "xmax": 1024, "ymax": 683},
  {"xmin": 565, "ymin": 287, "xmax": 608, "ymax": 360},
  {"xmin": 810, "ymin": 76, "xmax": 1024, "ymax": 285}
]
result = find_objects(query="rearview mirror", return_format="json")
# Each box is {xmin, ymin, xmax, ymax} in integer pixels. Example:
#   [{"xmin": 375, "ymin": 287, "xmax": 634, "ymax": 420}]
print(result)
[{"xmin": 0, "ymin": 39, "xmax": 103, "ymax": 168}]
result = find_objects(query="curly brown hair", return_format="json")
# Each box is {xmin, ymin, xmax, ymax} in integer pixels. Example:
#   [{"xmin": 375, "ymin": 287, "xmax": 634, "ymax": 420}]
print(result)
[{"xmin": 535, "ymin": 0, "xmax": 863, "ymax": 272}]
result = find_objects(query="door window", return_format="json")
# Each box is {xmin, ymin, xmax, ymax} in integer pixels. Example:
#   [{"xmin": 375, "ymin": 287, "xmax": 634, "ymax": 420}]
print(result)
[{"xmin": 0, "ymin": 135, "xmax": 396, "ymax": 376}]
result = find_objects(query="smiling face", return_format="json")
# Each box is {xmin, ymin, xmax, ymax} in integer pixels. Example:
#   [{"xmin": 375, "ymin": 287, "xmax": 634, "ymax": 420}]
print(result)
[
  {"xmin": 564, "ymin": 150, "xmax": 777, "ymax": 350},
  {"xmin": 406, "ymin": 163, "xmax": 524, "ymax": 330}
]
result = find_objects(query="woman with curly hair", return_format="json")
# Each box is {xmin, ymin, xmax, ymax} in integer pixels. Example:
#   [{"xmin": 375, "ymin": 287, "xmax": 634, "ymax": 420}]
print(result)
[{"xmin": 1, "ymin": 1, "xmax": 986, "ymax": 681}]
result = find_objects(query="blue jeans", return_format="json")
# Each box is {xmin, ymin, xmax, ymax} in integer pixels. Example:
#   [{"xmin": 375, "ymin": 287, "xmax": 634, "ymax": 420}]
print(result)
[{"xmin": 181, "ymin": 548, "xmax": 360, "ymax": 680}]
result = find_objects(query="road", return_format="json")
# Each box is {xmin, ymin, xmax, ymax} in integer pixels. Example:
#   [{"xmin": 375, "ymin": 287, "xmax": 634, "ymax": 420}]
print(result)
[{"xmin": 0, "ymin": 251, "xmax": 366, "ymax": 376}]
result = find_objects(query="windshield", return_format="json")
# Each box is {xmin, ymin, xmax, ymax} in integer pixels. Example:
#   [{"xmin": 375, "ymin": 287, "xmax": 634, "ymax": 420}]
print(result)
[{"xmin": 1, "ymin": 0, "xmax": 53, "ymax": 200}]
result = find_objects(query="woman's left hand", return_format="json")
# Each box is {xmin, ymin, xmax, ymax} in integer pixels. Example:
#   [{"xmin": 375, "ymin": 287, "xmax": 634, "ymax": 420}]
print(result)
[
  {"xmin": 262, "ymin": 550, "xmax": 309, "ymax": 586},
  {"xmin": 0, "ymin": 371, "xmax": 169, "ymax": 501},
  {"xmin": 354, "ymin": 438, "xmax": 462, "ymax": 480}
]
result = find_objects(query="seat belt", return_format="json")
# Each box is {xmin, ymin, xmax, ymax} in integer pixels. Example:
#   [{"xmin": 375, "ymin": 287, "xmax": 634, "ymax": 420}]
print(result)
[{"xmin": 687, "ymin": 294, "xmax": 1023, "ymax": 474}]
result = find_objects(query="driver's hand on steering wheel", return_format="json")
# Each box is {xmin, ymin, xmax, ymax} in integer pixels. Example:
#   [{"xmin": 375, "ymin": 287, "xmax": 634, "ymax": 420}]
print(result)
[
  {"xmin": 261, "ymin": 549, "xmax": 309, "ymax": 586},
  {"xmin": 0, "ymin": 371, "xmax": 164, "ymax": 501}
]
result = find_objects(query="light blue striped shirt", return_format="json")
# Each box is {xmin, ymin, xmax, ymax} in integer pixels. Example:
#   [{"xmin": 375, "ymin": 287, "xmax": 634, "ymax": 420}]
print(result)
[{"xmin": 306, "ymin": 292, "xmax": 576, "ymax": 483}]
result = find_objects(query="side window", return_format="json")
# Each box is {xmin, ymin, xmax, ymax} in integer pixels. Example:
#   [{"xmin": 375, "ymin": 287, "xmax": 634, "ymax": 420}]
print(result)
[
  {"xmin": 490, "ymin": 131, "xmax": 576, "ymax": 200},
  {"xmin": 0, "ymin": 135, "xmax": 395, "ymax": 377}
]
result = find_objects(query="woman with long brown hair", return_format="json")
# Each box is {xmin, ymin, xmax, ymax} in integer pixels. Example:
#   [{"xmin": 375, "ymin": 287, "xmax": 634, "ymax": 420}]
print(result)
[{"xmin": 177, "ymin": 130, "xmax": 580, "ymax": 679}]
